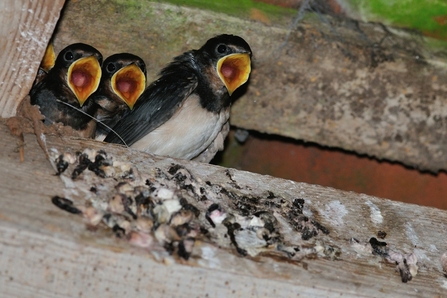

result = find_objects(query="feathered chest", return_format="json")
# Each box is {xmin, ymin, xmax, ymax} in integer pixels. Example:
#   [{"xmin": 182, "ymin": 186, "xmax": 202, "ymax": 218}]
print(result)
[{"xmin": 131, "ymin": 94, "xmax": 230, "ymax": 160}]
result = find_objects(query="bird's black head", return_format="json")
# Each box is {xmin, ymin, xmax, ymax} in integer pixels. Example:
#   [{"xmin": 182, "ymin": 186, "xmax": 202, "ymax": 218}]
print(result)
[
  {"xmin": 196, "ymin": 34, "xmax": 252, "ymax": 102},
  {"xmin": 52, "ymin": 43, "xmax": 103, "ymax": 106},
  {"xmin": 55, "ymin": 43, "xmax": 103, "ymax": 70},
  {"xmin": 102, "ymin": 53, "xmax": 147, "ymax": 79},
  {"xmin": 198, "ymin": 34, "xmax": 252, "ymax": 63},
  {"xmin": 98, "ymin": 53, "xmax": 147, "ymax": 110}
]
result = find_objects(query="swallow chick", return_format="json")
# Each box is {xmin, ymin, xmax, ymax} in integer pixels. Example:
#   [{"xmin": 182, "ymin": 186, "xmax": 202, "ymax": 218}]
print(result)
[
  {"xmin": 92, "ymin": 53, "xmax": 147, "ymax": 141},
  {"xmin": 33, "ymin": 42, "xmax": 56, "ymax": 87},
  {"xmin": 104, "ymin": 34, "xmax": 252, "ymax": 162},
  {"xmin": 30, "ymin": 43, "xmax": 103, "ymax": 138}
]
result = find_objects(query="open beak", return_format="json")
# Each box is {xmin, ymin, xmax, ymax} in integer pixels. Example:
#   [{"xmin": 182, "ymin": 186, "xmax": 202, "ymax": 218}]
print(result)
[
  {"xmin": 67, "ymin": 55, "xmax": 102, "ymax": 106},
  {"xmin": 217, "ymin": 53, "xmax": 251, "ymax": 96},
  {"xmin": 40, "ymin": 43, "xmax": 56, "ymax": 72},
  {"xmin": 111, "ymin": 63, "xmax": 146, "ymax": 109}
]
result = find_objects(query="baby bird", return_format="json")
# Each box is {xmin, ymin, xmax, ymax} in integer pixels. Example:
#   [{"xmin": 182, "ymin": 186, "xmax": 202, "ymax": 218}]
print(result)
[{"xmin": 104, "ymin": 34, "xmax": 252, "ymax": 162}]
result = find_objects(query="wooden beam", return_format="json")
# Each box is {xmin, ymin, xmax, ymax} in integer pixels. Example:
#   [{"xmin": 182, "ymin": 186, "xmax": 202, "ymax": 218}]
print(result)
[
  {"xmin": 1, "ymin": 119, "xmax": 447, "ymax": 296},
  {"xmin": 0, "ymin": 0, "xmax": 65, "ymax": 118},
  {"xmin": 2, "ymin": 1, "xmax": 447, "ymax": 296}
]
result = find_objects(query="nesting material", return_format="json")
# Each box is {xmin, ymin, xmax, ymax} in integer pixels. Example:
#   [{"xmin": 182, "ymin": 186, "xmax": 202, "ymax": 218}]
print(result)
[
  {"xmin": 46, "ymin": 146, "xmax": 422, "ymax": 284},
  {"xmin": 48, "ymin": 147, "xmax": 338, "ymax": 262}
]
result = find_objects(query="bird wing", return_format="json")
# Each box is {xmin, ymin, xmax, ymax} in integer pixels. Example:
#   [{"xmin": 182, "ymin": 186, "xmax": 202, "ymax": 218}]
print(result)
[{"xmin": 103, "ymin": 69, "xmax": 198, "ymax": 146}]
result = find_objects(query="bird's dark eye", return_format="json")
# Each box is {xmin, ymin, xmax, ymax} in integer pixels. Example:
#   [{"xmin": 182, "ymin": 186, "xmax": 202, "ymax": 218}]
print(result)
[
  {"xmin": 64, "ymin": 51, "xmax": 74, "ymax": 61},
  {"xmin": 107, "ymin": 63, "xmax": 116, "ymax": 72},
  {"xmin": 217, "ymin": 44, "xmax": 227, "ymax": 54}
]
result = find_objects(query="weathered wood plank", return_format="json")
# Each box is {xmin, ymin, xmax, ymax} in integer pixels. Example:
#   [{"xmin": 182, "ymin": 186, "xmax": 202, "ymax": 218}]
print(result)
[
  {"xmin": 1, "ymin": 120, "xmax": 447, "ymax": 296},
  {"xmin": 1, "ymin": 1, "xmax": 447, "ymax": 295},
  {"xmin": 49, "ymin": 0, "xmax": 447, "ymax": 172},
  {"xmin": 0, "ymin": 0, "xmax": 65, "ymax": 118}
]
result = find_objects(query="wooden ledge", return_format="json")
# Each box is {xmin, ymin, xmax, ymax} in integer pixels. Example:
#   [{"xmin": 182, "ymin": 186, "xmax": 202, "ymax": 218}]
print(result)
[{"xmin": 1, "ymin": 120, "xmax": 447, "ymax": 296}]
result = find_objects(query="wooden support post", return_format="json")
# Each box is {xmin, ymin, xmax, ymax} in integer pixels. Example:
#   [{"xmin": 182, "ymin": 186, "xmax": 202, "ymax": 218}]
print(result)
[{"xmin": 0, "ymin": 0, "xmax": 65, "ymax": 118}]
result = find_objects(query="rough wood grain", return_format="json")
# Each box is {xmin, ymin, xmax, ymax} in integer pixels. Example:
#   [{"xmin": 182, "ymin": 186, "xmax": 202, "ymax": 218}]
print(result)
[
  {"xmin": 49, "ymin": 0, "xmax": 447, "ymax": 172},
  {"xmin": 0, "ymin": 0, "xmax": 65, "ymax": 118},
  {"xmin": 1, "ymin": 120, "xmax": 447, "ymax": 297},
  {"xmin": 2, "ymin": 1, "xmax": 447, "ymax": 296}
]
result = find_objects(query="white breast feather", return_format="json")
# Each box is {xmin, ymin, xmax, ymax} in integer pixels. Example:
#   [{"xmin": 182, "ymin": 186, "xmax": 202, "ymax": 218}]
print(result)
[{"xmin": 131, "ymin": 95, "xmax": 229, "ymax": 160}]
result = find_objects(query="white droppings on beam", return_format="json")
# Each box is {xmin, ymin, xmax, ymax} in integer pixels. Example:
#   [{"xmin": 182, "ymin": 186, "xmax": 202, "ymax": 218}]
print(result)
[
  {"xmin": 320, "ymin": 200, "xmax": 348, "ymax": 227},
  {"xmin": 302, "ymin": 199, "xmax": 314, "ymax": 217},
  {"xmin": 404, "ymin": 222, "xmax": 431, "ymax": 262},
  {"xmin": 365, "ymin": 200, "xmax": 383, "ymax": 225},
  {"xmin": 429, "ymin": 244, "xmax": 439, "ymax": 253},
  {"xmin": 405, "ymin": 223, "xmax": 421, "ymax": 247},
  {"xmin": 438, "ymin": 278, "xmax": 447, "ymax": 289},
  {"xmin": 199, "ymin": 246, "xmax": 221, "ymax": 269}
]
